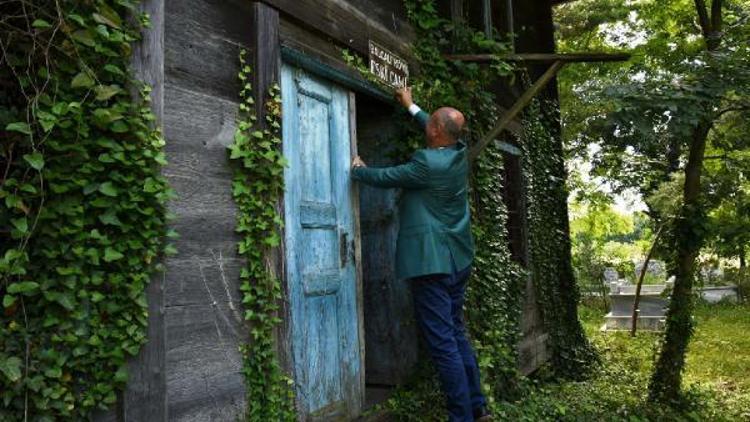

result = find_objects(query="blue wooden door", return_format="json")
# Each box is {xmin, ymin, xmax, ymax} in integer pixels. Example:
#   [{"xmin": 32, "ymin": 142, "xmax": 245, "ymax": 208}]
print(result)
[{"xmin": 281, "ymin": 64, "xmax": 363, "ymax": 419}]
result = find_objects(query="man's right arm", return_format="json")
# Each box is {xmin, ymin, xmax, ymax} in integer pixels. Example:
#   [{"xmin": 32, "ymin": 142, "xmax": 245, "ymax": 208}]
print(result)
[
  {"xmin": 408, "ymin": 104, "xmax": 429, "ymax": 129},
  {"xmin": 396, "ymin": 87, "xmax": 429, "ymax": 129}
]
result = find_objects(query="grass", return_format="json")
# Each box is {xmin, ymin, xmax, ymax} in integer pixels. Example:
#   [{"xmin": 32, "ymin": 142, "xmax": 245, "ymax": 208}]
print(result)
[
  {"xmin": 380, "ymin": 300, "xmax": 750, "ymax": 421},
  {"xmin": 492, "ymin": 300, "xmax": 750, "ymax": 421}
]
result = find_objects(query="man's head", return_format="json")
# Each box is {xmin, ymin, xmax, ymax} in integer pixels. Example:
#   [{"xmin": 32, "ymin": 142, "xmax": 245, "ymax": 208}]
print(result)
[{"xmin": 425, "ymin": 107, "xmax": 465, "ymax": 148}]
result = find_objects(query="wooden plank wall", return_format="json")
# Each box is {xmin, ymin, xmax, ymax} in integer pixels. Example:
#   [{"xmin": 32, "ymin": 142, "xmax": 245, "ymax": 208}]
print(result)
[
  {"xmin": 262, "ymin": 0, "xmax": 414, "ymax": 58},
  {"xmin": 162, "ymin": 0, "xmax": 255, "ymax": 419}
]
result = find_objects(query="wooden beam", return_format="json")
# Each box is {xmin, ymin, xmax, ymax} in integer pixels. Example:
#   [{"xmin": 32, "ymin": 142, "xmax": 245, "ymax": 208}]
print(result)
[
  {"xmin": 120, "ymin": 0, "xmax": 167, "ymax": 420},
  {"xmin": 252, "ymin": 2, "xmax": 280, "ymax": 126},
  {"xmin": 469, "ymin": 60, "xmax": 565, "ymax": 162},
  {"xmin": 451, "ymin": 0, "xmax": 464, "ymax": 25},
  {"xmin": 446, "ymin": 52, "xmax": 631, "ymax": 63},
  {"xmin": 482, "ymin": 0, "xmax": 493, "ymax": 39},
  {"xmin": 260, "ymin": 0, "xmax": 414, "ymax": 60}
]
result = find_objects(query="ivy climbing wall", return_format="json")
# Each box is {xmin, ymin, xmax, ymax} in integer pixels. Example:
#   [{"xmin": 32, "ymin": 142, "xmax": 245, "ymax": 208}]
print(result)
[{"xmin": 1, "ymin": 0, "xmax": 595, "ymax": 420}]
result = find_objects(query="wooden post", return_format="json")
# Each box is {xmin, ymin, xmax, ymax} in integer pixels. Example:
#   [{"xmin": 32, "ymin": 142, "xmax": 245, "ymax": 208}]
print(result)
[
  {"xmin": 252, "ymin": 2, "xmax": 280, "ymax": 128},
  {"xmin": 121, "ymin": 0, "xmax": 167, "ymax": 420},
  {"xmin": 482, "ymin": 0, "xmax": 493, "ymax": 39},
  {"xmin": 451, "ymin": 0, "xmax": 464, "ymax": 51},
  {"xmin": 469, "ymin": 60, "xmax": 564, "ymax": 161},
  {"xmin": 504, "ymin": 0, "xmax": 515, "ymax": 52},
  {"xmin": 250, "ymin": 0, "xmax": 293, "ymax": 388}
]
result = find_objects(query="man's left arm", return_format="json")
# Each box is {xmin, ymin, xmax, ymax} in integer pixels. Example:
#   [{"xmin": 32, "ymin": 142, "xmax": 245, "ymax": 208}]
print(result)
[{"xmin": 351, "ymin": 154, "xmax": 428, "ymax": 189}]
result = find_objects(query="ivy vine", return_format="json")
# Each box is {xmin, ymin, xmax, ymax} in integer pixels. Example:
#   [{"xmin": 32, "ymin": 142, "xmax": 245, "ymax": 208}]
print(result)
[
  {"xmin": 228, "ymin": 49, "xmax": 295, "ymax": 421},
  {"xmin": 1, "ymin": 1, "xmax": 172, "ymax": 419},
  {"xmin": 359, "ymin": 0, "xmax": 597, "ymax": 416},
  {"xmin": 522, "ymin": 99, "xmax": 598, "ymax": 378},
  {"xmin": 375, "ymin": 0, "xmax": 524, "ymax": 415}
]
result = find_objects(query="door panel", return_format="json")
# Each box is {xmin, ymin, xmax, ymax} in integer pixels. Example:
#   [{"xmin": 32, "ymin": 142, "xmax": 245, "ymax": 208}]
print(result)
[{"xmin": 281, "ymin": 64, "xmax": 362, "ymax": 419}]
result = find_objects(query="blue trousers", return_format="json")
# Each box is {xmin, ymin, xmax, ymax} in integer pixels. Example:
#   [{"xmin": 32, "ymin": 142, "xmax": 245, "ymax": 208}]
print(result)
[{"xmin": 410, "ymin": 263, "xmax": 487, "ymax": 422}]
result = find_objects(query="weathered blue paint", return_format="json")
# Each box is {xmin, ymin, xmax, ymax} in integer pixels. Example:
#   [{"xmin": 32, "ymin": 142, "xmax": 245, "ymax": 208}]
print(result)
[{"xmin": 281, "ymin": 64, "xmax": 363, "ymax": 419}]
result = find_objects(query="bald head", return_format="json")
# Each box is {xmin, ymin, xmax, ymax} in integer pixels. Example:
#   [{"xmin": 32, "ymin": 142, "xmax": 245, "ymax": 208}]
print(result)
[{"xmin": 426, "ymin": 107, "xmax": 465, "ymax": 147}]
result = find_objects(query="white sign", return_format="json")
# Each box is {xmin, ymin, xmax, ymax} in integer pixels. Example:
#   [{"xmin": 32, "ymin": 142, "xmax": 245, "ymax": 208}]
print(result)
[{"xmin": 369, "ymin": 41, "xmax": 409, "ymax": 88}]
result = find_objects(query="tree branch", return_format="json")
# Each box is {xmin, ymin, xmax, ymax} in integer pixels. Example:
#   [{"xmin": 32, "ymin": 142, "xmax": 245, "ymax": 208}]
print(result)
[{"xmin": 715, "ymin": 105, "xmax": 750, "ymax": 119}]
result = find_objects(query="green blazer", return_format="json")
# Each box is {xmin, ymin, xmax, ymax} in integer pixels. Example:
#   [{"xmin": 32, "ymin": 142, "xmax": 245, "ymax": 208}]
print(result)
[{"xmin": 352, "ymin": 110, "xmax": 475, "ymax": 280}]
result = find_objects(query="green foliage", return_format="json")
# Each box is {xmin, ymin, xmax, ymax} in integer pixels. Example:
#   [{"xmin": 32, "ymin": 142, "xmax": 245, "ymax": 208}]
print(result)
[
  {"xmin": 469, "ymin": 145, "xmax": 526, "ymax": 401},
  {"xmin": 523, "ymin": 100, "xmax": 599, "ymax": 378},
  {"xmin": 558, "ymin": 0, "xmax": 750, "ymax": 209},
  {"xmin": 1, "ymin": 1, "xmax": 171, "ymax": 419},
  {"xmin": 556, "ymin": 0, "xmax": 750, "ymax": 402},
  {"xmin": 362, "ymin": 0, "xmax": 597, "ymax": 415},
  {"xmin": 493, "ymin": 302, "xmax": 750, "ymax": 421},
  {"xmin": 228, "ymin": 50, "xmax": 295, "ymax": 421},
  {"xmin": 394, "ymin": 0, "xmax": 525, "ymax": 408},
  {"xmin": 570, "ymin": 198, "xmax": 646, "ymax": 290}
]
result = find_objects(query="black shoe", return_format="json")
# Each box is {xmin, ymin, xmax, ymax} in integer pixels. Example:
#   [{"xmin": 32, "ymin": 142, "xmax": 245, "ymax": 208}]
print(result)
[{"xmin": 473, "ymin": 406, "xmax": 492, "ymax": 421}]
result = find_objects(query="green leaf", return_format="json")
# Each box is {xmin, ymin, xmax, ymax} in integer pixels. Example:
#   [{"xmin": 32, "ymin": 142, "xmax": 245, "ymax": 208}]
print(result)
[
  {"xmin": 71, "ymin": 29, "xmax": 96, "ymax": 47},
  {"xmin": 23, "ymin": 152, "xmax": 45, "ymax": 170},
  {"xmin": 98, "ymin": 210, "xmax": 122, "ymax": 226},
  {"xmin": 110, "ymin": 121, "xmax": 129, "ymax": 133},
  {"xmin": 11, "ymin": 217, "xmax": 28, "ymax": 233},
  {"xmin": 95, "ymin": 4, "xmax": 122, "ymax": 28},
  {"xmin": 0, "ymin": 357, "xmax": 23, "ymax": 382},
  {"xmin": 95, "ymin": 84, "xmax": 122, "ymax": 101},
  {"xmin": 93, "ymin": 13, "xmax": 120, "ymax": 29},
  {"xmin": 67, "ymin": 13, "xmax": 86, "ymax": 27},
  {"xmin": 7, "ymin": 281, "xmax": 39, "ymax": 295},
  {"xmin": 5, "ymin": 122, "xmax": 31, "ymax": 135},
  {"xmin": 103, "ymin": 64, "xmax": 124, "ymax": 76},
  {"xmin": 143, "ymin": 178, "xmax": 160, "ymax": 193},
  {"xmin": 98, "ymin": 181, "xmax": 118, "ymax": 197},
  {"xmin": 103, "ymin": 247, "xmax": 124, "ymax": 262},
  {"xmin": 32, "ymin": 19, "xmax": 52, "ymax": 28},
  {"xmin": 71, "ymin": 71, "xmax": 95, "ymax": 89},
  {"xmin": 37, "ymin": 110, "xmax": 57, "ymax": 132},
  {"xmin": 3, "ymin": 294, "xmax": 16, "ymax": 308},
  {"xmin": 54, "ymin": 293, "xmax": 75, "ymax": 311},
  {"xmin": 114, "ymin": 366, "xmax": 128, "ymax": 383},
  {"xmin": 44, "ymin": 366, "xmax": 62, "ymax": 379}
]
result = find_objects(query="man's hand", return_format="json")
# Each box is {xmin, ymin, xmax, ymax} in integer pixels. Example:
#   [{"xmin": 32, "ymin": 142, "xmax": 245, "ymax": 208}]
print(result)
[
  {"xmin": 352, "ymin": 156, "xmax": 367, "ymax": 168},
  {"xmin": 394, "ymin": 87, "xmax": 413, "ymax": 109}
]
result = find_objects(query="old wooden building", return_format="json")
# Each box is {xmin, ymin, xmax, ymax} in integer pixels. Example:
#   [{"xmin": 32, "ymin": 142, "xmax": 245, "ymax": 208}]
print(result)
[{"xmin": 111, "ymin": 0, "xmax": 570, "ymax": 420}]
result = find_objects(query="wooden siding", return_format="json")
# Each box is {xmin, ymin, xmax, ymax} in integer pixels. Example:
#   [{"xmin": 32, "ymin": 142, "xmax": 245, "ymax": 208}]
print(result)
[
  {"xmin": 111, "ymin": 1, "xmax": 556, "ymax": 419},
  {"xmin": 162, "ymin": 0, "xmax": 254, "ymax": 419}
]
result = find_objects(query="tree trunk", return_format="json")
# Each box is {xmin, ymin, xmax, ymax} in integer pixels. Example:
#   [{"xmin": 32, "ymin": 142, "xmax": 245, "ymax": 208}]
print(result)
[
  {"xmin": 739, "ymin": 245, "xmax": 746, "ymax": 269},
  {"xmin": 648, "ymin": 120, "xmax": 711, "ymax": 402},
  {"xmin": 631, "ymin": 226, "xmax": 664, "ymax": 336},
  {"xmin": 648, "ymin": 0, "xmax": 722, "ymax": 403}
]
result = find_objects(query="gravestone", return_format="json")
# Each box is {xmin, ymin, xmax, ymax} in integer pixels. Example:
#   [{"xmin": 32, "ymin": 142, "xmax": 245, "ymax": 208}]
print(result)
[
  {"xmin": 633, "ymin": 259, "xmax": 665, "ymax": 279},
  {"xmin": 603, "ymin": 267, "xmax": 619, "ymax": 283},
  {"xmin": 603, "ymin": 277, "xmax": 673, "ymax": 331}
]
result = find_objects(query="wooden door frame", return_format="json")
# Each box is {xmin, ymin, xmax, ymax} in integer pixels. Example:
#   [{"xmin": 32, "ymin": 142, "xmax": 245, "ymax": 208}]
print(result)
[
  {"xmin": 348, "ymin": 91, "xmax": 366, "ymax": 409},
  {"xmin": 255, "ymin": 2, "xmax": 369, "ymax": 417}
]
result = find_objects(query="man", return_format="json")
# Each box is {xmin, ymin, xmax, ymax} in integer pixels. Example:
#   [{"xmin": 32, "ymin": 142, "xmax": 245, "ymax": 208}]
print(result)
[{"xmin": 351, "ymin": 87, "xmax": 491, "ymax": 422}]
